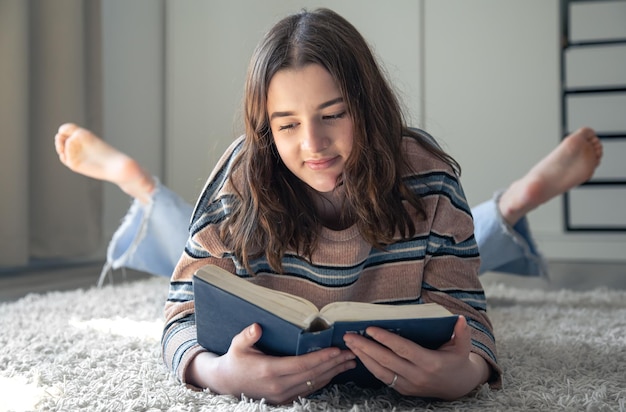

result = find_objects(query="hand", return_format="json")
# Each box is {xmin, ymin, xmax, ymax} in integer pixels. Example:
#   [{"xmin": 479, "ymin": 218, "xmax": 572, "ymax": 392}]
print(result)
[
  {"xmin": 187, "ymin": 323, "xmax": 357, "ymax": 405},
  {"xmin": 342, "ymin": 316, "xmax": 490, "ymax": 400}
]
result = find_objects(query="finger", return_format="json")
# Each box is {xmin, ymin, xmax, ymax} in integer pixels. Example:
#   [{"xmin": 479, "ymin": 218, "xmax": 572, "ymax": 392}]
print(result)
[
  {"xmin": 283, "ymin": 351, "xmax": 356, "ymax": 402},
  {"xmin": 439, "ymin": 316, "xmax": 471, "ymax": 354},
  {"xmin": 224, "ymin": 325, "xmax": 305, "ymax": 403},
  {"xmin": 259, "ymin": 349, "xmax": 355, "ymax": 403},
  {"xmin": 229, "ymin": 323, "xmax": 264, "ymax": 354},
  {"xmin": 269, "ymin": 346, "xmax": 351, "ymax": 379},
  {"xmin": 306, "ymin": 358, "xmax": 355, "ymax": 391},
  {"xmin": 229, "ymin": 325, "xmax": 356, "ymax": 400},
  {"xmin": 344, "ymin": 333, "xmax": 404, "ymax": 386},
  {"xmin": 363, "ymin": 326, "xmax": 433, "ymax": 362},
  {"xmin": 290, "ymin": 349, "xmax": 356, "ymax": 387}
]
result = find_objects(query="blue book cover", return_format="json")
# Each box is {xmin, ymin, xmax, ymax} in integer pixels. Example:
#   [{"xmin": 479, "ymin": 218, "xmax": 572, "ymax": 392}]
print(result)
[{"xmin": 193, "ymin": 265, "xmax": 458, "ymax": 388}]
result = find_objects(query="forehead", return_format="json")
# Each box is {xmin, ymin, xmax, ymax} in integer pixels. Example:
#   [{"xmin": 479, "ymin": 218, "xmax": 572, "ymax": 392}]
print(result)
[{"xmin": 267, "ymin": 64, "xmax": 341, "ymax": 110}]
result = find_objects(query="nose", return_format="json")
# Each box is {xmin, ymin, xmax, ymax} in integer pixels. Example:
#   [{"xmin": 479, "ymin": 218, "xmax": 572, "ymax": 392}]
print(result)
[{"xmin": 301, "ymin": 122, "xmax": 329, "ymax": 153}]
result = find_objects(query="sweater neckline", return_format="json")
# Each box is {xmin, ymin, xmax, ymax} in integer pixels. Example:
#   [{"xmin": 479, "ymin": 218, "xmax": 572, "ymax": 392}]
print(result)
[{"xmin": 319, "ymin": 224, "xmax": 361, "ymax": 242}]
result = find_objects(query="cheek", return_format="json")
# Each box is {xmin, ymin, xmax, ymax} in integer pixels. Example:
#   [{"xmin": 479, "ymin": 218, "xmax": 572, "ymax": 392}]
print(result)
[
  {"xmin": 342, "ymin": 129, "xmax": 355, "ymax": 156},
  {"xmin": 273, "ymin": 137, "xmax": 296, "ymax": 167}
]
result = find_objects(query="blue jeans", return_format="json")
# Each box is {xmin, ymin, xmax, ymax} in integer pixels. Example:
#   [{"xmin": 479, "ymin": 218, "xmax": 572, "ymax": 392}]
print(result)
[
  {"xmin": 472, "ymin": 191, "xmax": 548, "ymax": 277},
  {"xmin": 99, "ymin": 181, "xmax": 548, "ymax": 284}
]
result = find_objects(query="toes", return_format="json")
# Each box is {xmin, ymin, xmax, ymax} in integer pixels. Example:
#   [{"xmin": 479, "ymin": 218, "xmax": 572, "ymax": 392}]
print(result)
[
  {"xmin": 58, "ymin": 123, "xmax": 79, "ymax": 136},
  {"xmin": 54, "ymin": 133, "xmax": 64, "ymax": 155}
]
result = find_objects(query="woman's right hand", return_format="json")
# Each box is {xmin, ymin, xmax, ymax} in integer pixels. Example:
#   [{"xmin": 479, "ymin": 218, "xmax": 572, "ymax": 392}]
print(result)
[{"xmin": 186, "ymin": 323, "xmax": 357, "ymax": 404}]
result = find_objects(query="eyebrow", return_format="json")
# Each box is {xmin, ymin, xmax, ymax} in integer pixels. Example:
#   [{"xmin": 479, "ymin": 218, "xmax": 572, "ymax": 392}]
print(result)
[{"xmin": 269, "ymin": 97, "xmax": 344, "ymax": 121}]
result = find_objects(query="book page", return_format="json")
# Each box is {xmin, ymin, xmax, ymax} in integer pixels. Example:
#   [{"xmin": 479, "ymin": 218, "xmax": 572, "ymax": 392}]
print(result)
[
  {"xmin": 319, "ymin": 301, "xmax": 453, "ymax": 324},
  {"xmin": 195, "ymin": 265, "xmax": 319, "ymax": 329}
]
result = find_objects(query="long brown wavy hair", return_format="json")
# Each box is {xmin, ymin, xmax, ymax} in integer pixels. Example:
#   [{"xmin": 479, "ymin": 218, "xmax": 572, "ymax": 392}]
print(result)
[{"xmin": 222, "ymin": 8, "xmax": 459, "ymax": 274}]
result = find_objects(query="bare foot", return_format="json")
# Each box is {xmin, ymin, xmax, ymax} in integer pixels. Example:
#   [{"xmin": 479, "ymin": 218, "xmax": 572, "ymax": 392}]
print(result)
[
  {"xmin": 498, "ymin": 127, "xmax": 603, "ymax": 226},
  {"xmin": 55, "ymin": 123, "xmax": 155, "ymax": 204}
]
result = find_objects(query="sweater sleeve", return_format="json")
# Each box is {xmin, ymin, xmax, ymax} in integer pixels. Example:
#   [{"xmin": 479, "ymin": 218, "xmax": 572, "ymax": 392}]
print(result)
[
  {"xmin": 161, "ymin": 138, "xmax": 243, "ymax": 384},
  {"xmin": 161, "ymin": 252, "xmax": 235, "ymax": 384},
  {"xmin": 416, "ymin": 169, "xmax": 502, "ymax": 388}
]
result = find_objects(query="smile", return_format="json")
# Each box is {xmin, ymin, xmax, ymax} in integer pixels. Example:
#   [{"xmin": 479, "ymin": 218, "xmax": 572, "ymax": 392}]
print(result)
[{"xmin": 305, "ymin": 156, "xmax": 339, "ymax": 170}]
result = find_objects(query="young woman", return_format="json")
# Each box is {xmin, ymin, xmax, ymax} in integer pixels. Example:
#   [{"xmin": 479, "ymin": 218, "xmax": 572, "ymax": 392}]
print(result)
[
  {"xmin": 55, "ymin": 122, "xmax": 602, "ymax": 282},
  {"xmin": 56, "ymin": 8, "xmax": 602, "ymax": 405}
]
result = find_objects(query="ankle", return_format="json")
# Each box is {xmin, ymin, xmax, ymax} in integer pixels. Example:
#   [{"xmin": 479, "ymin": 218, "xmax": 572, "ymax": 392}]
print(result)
[
  {"xmin": 497, "ymin": 181, "xmax": 531, "ymax": 226},
  {"xmin": 116, "ymin": 159, "xmax": 156, "ymax": 204},
  {"xmin": 133, "ymin": 174, "xmax": 156, "ymax": 205}
]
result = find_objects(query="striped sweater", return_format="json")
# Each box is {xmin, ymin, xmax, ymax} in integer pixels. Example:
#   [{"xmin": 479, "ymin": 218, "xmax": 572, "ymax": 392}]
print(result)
[{"xmin": 162, "ymin": 133, "xmax": 502, "ymax": 388}]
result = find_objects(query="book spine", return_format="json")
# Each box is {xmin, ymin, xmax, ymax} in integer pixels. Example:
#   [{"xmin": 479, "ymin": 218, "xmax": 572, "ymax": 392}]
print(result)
[{"xmin": 295, "ymin": 328, "xmax": 334, "ymax": 355}]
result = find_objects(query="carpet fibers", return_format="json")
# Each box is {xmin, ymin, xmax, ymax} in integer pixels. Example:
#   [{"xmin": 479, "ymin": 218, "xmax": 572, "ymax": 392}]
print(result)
[{"xmin": 1, "ymin": 277, "xmax": 624, "ymax": 411}]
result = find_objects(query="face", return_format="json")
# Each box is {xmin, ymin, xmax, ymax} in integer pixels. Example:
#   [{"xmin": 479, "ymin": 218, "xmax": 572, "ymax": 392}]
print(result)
[{"xmin": 267, "ymin": 64, "xmax": 354, "ymax": 193}]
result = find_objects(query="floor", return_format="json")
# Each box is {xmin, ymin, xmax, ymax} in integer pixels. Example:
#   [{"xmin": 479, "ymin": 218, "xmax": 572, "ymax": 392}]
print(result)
[
  {"xmin": 480, "ymin": 259, "xmax": 626, "ymax": 291},
  {"xmin": 0, "ymin": 262, "xmax": 151, "ymax": 303},
  {"xmin": 0, "ymin": 259, "xmax": 625, "ymax": 303}
]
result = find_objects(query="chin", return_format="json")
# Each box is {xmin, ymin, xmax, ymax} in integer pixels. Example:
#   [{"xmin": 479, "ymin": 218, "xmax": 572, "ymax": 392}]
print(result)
[
  {"xmin": 302, "ymin": 173, "xmax": 343, "ymax": 193},
  {"xmin": 309, "ymin": 186, "xmax": 332, "ymax": 193},
  {"xmin": 311, "ymin": 182, "xmax": 341, "ymax": 193}
]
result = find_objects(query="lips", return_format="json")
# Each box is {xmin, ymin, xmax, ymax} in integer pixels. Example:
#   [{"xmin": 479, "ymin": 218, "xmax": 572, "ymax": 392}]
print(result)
[{"xmin": 305, "ymin": 156, "xmax": 339, "ymax": 170}]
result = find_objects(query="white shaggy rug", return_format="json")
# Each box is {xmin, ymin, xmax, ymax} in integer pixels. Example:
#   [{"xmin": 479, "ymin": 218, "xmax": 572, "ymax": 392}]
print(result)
[{"xmin": 1, "ymin": 276, "xmax": 625, "ymax": 411}]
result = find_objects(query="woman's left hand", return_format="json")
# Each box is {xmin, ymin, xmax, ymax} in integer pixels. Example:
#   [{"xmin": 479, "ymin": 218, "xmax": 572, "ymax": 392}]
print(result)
[{"xmin": 342, "ymin": 315, "xmax": 489, "ymax": 400}]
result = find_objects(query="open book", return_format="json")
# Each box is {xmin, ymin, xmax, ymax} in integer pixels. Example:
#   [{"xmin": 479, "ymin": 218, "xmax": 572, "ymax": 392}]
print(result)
[{"xmin": 193, "ymin": 264, "xmax": 458, "ymax": 388}]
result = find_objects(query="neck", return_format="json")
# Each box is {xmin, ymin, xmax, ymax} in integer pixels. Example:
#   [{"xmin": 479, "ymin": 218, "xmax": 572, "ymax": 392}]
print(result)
[{"xmin": 309, "ymin": 184, "xmax": 353, "ymax": 230}]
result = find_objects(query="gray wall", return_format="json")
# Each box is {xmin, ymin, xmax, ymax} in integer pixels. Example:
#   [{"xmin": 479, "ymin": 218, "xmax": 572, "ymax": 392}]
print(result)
[
  {"xmin": 101, "ymin": 0, "xmax": 626, "ymax": 261},
  {"xmin": 101, "ymin": 0, "xmax": 165, "ymax": 242},
  {"xmin": 163, "ymin": 0, "xmax": 423, "ymax": 203},
  {"xmin": 0, "ymin": 0, "xmax": 29, "ymax": 265},
  {"xmin": 1, "ymin": 0, "xmax": 102, "ymax": 267}
]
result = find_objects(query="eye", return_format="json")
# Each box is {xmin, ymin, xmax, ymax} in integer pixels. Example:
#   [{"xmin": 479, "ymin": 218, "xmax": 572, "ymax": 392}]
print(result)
[
  {"xmin": 278, "ymin": 123, "xmax": 297, "ymax": 132},
  {"xmin": 323, "ymin": 111, "xmax": 346, "ymax": 121}
]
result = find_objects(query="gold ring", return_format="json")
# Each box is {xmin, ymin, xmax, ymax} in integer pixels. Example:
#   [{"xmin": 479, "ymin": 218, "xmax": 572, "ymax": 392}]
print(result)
[{"xmin": 388, "ymin": 373, "xmax": 398, "ymax": 388}]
